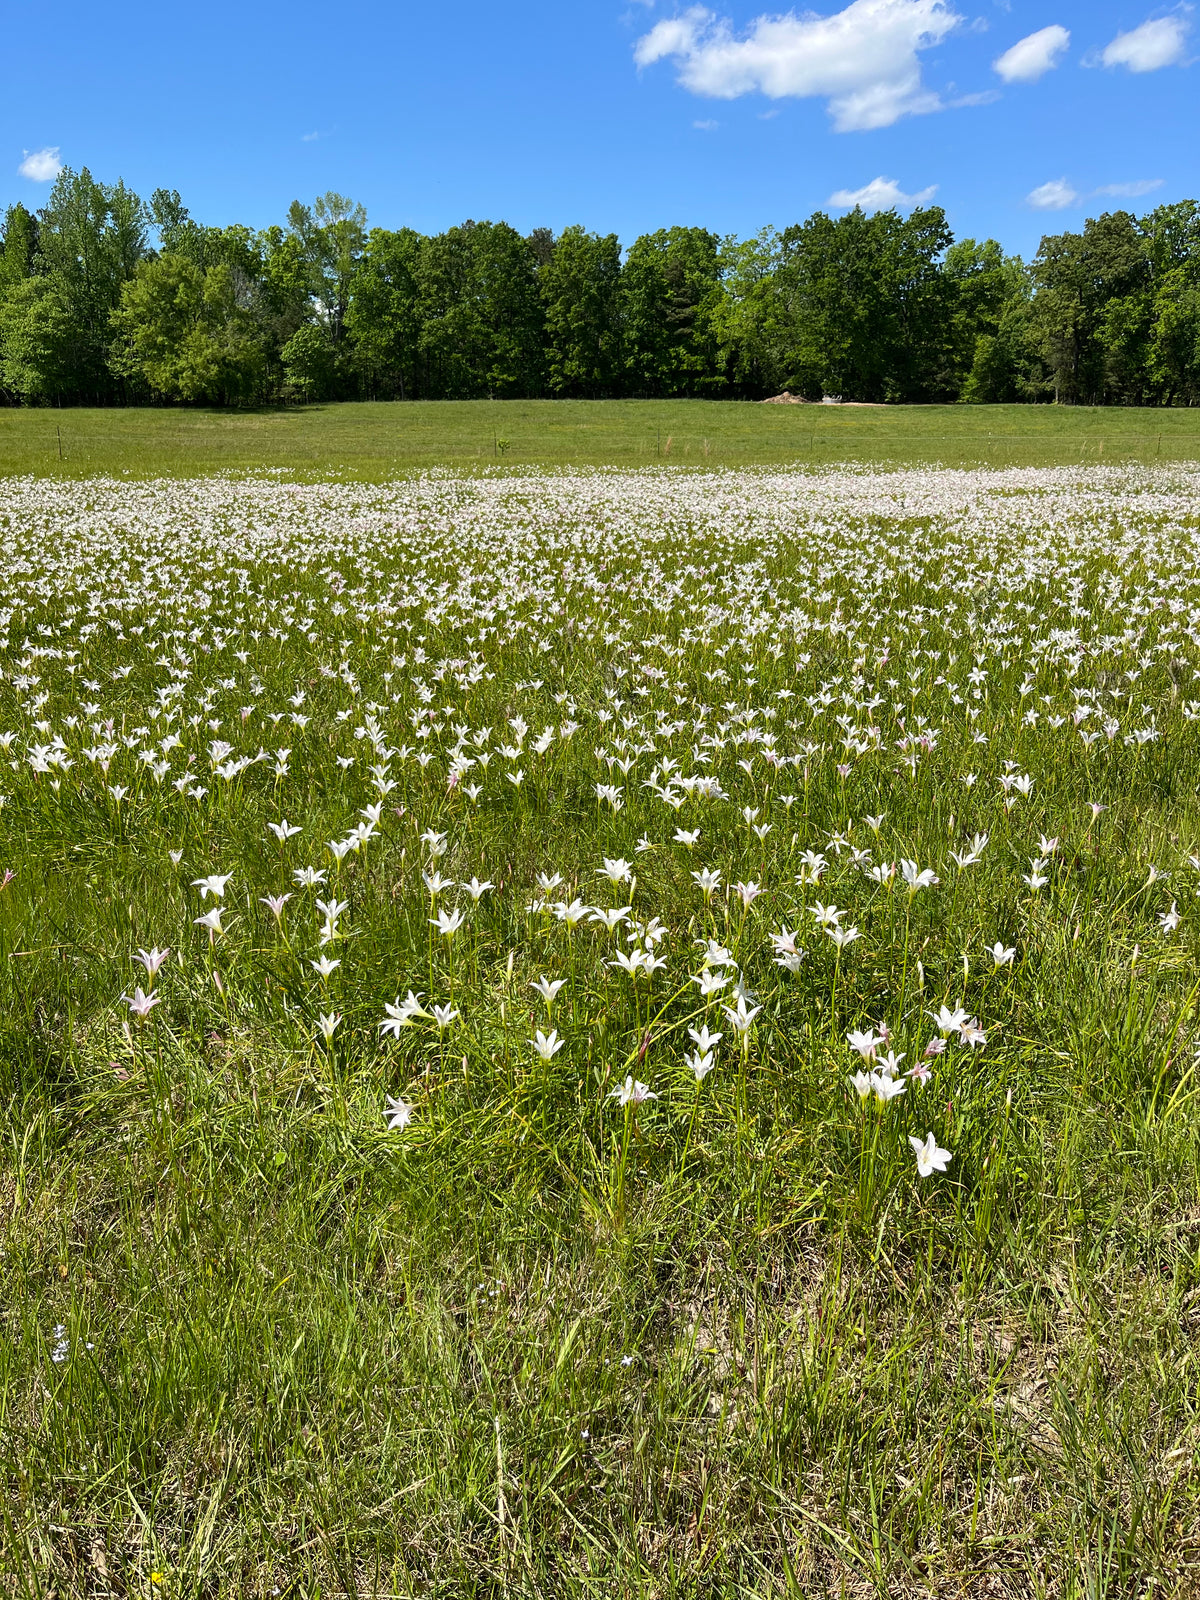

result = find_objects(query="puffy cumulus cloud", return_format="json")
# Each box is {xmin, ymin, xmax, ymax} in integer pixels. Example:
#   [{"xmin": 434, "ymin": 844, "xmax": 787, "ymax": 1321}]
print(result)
[
  {"xmin": 1027, "ymin": 178, "xmax": 1080, "ymax": 210},
  {"xmin": 1095, "ymin": 178, "xmax": 1164, "ymax": 197},
  {"xmin": 1096, "ymin": 14, "xmax": 1190, "ymax": 72},
  {"xmin": 634, "ymin": 0, "xmax": 962, "ymax": 132},
  {"xmin": 18, "ymin": 147, "xmax": 62, "ymax": 181},
  {"xmin": 828, "ymin": 175, "xmax": 938, "ymax": 209},
  {"xmin": 993, "ymin": 24, "xmax": 1070, "ymax": 83}
]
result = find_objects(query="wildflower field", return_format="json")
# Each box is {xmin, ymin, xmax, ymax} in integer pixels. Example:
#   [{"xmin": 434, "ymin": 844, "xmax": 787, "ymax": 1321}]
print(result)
[{"xmin": 4, "ymin": 461, "xmax": 1200, "ymax": 1597}]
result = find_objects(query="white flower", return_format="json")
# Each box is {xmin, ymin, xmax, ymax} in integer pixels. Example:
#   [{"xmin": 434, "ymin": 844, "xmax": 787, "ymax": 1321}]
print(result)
[
  {"xmin": 691, "ymin": 867, "xmax": 722, "ymax": 898},
  {"xmin": 590, "ymin": 905, "xmax": 632, "ymax": 932},
  {"xmin": 909, "ymin": 1132, "xmax": 952, "ymax": 1177},
  {"xmin": 553, "ymin": 898, "xmax": 591, "ymax": 925},
  {"xmin": 988, "ymin": 942, "xmax": 1016, "ymax": 967},
  {"xmin": 687, "ymin": 1023, "xmax": 722, "ymax": 1053},
  {"xmin": 932, "ymin": 1004, "xmax": 968, "ymax": 1036},
  {"xmin": 530, "ymin": 975, "xmax": 566, "ymax": 1006},
  {"xmin": 692, "ymin": 968, "xmax": 729, "ymax": 998},
  {"xmin": 530, "ymin": 1029, "xmax": 564, "ymax": 1060},
  {"xmin": 384, "ymin": 1095, "xmax": 414, "ymax": 1131},
  {"xmin": 959, "ymin": 1017, "xmax": 987, "ymax": 1048},
  {"xmin": 872, "ymin": 1071, "xmax": 907, "ymax": 1106},
  {"xmin": 900, "ymin": 859, "xmax": 938, "ymax": 892},
  {"xmin": 431, "ymin": 1003, "xmax": 459, "ymax": 1029},
  {"xmin": 135, "ymin": 946, "xmax": 171, "ymax": 978},
  {"xmin": 846, "ymin": 1029, "xmax": 880, "ymax": 1060},
  {"xmin": 123, "ymin": 986, "xmax": 161, "ymax": 1019},
  {"xmin": 431, "ymin": 906, "xmax": 467, "ymax": 937},
  {"xmin": 609, "ymin": 1076, "xmax": 657, "ymax": 1106},
  {"xmin": 192, "ymin": 873, "xmax": 231, "ymax": 900},
  {"xmin": 685, "ymin": 1049, "xmax": 715, "ymax": 1081},
  {"xmin": 609, "ymin": 948, "xmax": 645, "ymax": 977},
  {"xmin": 721, "ymin": 996, "xmax": 761, "ymax": 1035},
  {"xmin": 379, "ymin": 991, "xmax": 429, "ymax": 1036},
  {"xmin": 316, "ymin": 1011, "xmax": 341, "ymax": 1041},
  {"xmin": 696, "ymin": 939, "xmax": 736, "ymax": 967}
]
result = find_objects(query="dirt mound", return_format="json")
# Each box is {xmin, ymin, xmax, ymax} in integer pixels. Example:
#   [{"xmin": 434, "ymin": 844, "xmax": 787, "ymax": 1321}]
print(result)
[{"xmin": 761, "ymin": 392, "xmax": 887, "ymax": 407}]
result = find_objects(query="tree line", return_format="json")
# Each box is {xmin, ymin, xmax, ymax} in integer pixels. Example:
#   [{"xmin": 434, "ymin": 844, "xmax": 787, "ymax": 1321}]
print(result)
[{"xmin": 2, "ymin": 166, "xmax": 1200, "ymax": 407}]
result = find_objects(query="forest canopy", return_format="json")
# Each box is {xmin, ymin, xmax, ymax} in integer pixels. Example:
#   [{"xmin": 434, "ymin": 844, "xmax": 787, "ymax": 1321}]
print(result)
[{"xmin": 3, "ymin": 167, "xmax": 1200, "ymax": 407}]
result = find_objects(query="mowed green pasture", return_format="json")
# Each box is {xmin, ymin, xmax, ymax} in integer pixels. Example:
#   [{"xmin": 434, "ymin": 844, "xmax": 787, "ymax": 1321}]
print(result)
[{"xmin": 3, "ymin": 398, "xmax": 1200, "ymax": 478}]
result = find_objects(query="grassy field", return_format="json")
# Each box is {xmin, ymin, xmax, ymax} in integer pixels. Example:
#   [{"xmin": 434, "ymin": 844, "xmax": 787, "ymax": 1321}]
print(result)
[
  {"xmin": 5, "ymin": 461, "xmax": 1200, "ymax": 1598},
  {"xmin": 3, "ymin": 398, "xmax": 1200, "ymax": 477}
]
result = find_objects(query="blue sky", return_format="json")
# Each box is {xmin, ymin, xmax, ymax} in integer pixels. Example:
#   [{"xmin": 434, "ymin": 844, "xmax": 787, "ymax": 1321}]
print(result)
[{"xmin": 2, "ymin": 0, "xmax": 1195, "ymax": 259}]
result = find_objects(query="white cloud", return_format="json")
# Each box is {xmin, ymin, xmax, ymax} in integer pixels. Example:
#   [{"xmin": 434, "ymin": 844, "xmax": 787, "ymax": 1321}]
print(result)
[
  {"xmin": 829, "ymin": 174, "xmax": 938, "ymax": 209},
  {"xmin": 1095, "ymin": 177, "xmax": 1164, "ymax": 197},
  {"xmin": 634, "ymin": 0, "xmax": 963, "ymax": 132},
  {"xmin": 1097, "ymin": 14, "xmax": 1189, "ymax": 72},
  {"xmin": 993, "ymin": 24, "xmax": 1070, "ymax": 82},
  {"xmin": 18, "ymin": 146, "xmax": 62, "ymax": 181},
  {"xmin": 637, "ymin": 12, "xmax": 707, "ymax": 62},
  {"xmin": 693, "ymin": 118, "xmax": 720, "ymax": 128},
  {"xmin": 1027, "ymin": 178, "xmax": 1079, "ymax": 210}
]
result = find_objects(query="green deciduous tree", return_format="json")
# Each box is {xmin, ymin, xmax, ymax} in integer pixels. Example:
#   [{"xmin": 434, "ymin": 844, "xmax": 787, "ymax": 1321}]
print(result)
[
  {"xmin": 111, "ymin": 254, "xmax": 267, "ymax": 405},
  {"xmin": 30, "ymin": 167, "xmax": 149, "ymax": 401},
  {"xmin": 771, "ymin": 206, "xmax": 955, "ymax": 402},
  {"xmin": 346, "ymin": 228, "xmax": 424, "ymax": 399},
  {"xmin": 0, "ymin": 276, "xmax": 77, "ymax": 402},
  {"xmin": 416, "ymin": 221, "xmax": 544, "ymax": 399},
  {"xmin": 282, "ymin": 193, "xmax": 367, "ymax": 397},
  {"xmin": 712, "ymin": 229, "xmax": 786, "ymax": 398},
  {"xmin": 539, "ymin": 227, "xmax": 622, "ymax": 398},
  {"xmin": 0, "ymin": 204, "xmax": 39, "ymax": 291},
  {"xmin": 621, "ymin": 227, "xmax": 725, "ymax": 397},
  {"xmin": 1031, "ymin": 211, "xmax": 1150, "ymax": 404}
]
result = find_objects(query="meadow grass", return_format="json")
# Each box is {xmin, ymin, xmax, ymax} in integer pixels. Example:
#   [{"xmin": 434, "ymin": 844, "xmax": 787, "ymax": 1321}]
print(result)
[
  {"xmin": 3, "ymin": 463, "xmax": 1200, "ymax": 1598},
  {"xmin": 2, "ymin": 398, "xmax": 1200, "ymax": 479}
]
